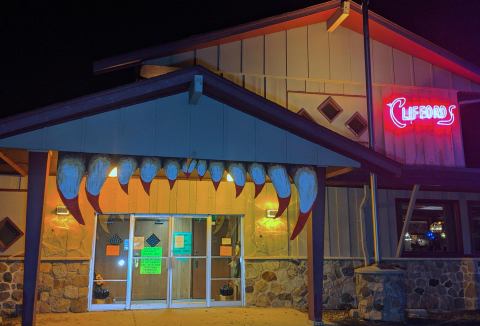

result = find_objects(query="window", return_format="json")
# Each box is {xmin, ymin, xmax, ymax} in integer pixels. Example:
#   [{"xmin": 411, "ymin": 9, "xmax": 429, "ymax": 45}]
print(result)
[
  {"xmin": 468, "ymin": 201, "xmax": 480, "ymax": 255},
  {"xmin": 395, "ymin": 199, "xmax": 462, "ymax": 257}
]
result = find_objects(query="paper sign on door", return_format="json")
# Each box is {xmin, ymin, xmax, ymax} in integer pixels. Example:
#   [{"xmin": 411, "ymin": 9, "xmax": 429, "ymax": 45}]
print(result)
[
  {"xmin": 134, "ymin": 236, "xmax": 145, "ymax": 250},
  {"xmin": 106, "ymin": 245, "xmax": 120, "ymax": 256},
  {"xmin": 220, "ymin": 245, "xmax": 232, "ymax": 256}
]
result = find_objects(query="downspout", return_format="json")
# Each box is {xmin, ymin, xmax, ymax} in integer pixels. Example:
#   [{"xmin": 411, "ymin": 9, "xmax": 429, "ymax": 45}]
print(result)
[
  {"xmin": 362, "ymin": 0, "xmax": 381, "ymax": 265},
  {"xmin": 359, "ymin": 185, "xmax": 370, "ymax": 266}
]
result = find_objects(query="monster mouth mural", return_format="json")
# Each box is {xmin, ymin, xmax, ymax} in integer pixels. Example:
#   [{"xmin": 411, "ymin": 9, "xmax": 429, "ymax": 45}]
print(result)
[{"xmin": 56, "ymin": 153, "xmax": 319, "ymax": 239}]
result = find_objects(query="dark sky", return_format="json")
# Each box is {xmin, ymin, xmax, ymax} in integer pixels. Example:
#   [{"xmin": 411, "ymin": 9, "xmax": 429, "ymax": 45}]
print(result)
[{"xmin": 2, "ymin": 0, "xmax": 480, "ymax": 118}]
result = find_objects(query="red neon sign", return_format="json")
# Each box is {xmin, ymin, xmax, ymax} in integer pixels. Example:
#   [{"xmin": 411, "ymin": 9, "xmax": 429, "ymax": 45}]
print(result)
[{"xmin": 386, "ymin": 97, "xmax": 456, "ymax": 129}]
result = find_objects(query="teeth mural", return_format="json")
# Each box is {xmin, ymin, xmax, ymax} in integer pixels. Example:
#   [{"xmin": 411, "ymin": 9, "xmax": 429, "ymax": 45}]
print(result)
[
  {"xmin": 196, "ymin": 160, "xmax": 207, "ymax": 179},
  {"xmin": 86, "ymin": 155, "xmax": 111, "ymax": 214},
  {"xmin": 268, "ymin": 164, "xmax": 291, "ymax": 217},
  {"xmin": 290, "ymin": 167, "xmax": 318, "ymax": 240},
  {"xmin": 182, "ymin": 159, "xmax": 197, "ymax": 178},
  {"xmin": 248, "ymin": 163, "xmax": 266, "ymax": 198},
  {"xmin": 57, "ymin": 151, "xmax": 321, "ymax": 227},
  {"xmin": 164, "ymin": 159, "xmax": 181, "ymax": 189},
  {"xmin": 57, "ymin": 154, "xmax": 86, "ymax": 224},
  {"xmin": 209, "ymin": 161, "xmax": 225, "ymax": 190},
  {"xmin": 140, "ymin": 157, "xmax": 161, "ymax": 195},
  {"xmin": 117, "ymin": 157, "xmax": 137, "ymax": 194},
  {"xmin": 228, "ymin": 163, "xmax": 246, "ymax": 197}
]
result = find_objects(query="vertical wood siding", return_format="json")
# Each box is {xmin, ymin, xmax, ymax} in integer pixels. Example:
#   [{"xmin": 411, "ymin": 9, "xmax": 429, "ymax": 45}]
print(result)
[{"xmin": 145, "ymin": 23, "xmax": 480, "ymax": 168}]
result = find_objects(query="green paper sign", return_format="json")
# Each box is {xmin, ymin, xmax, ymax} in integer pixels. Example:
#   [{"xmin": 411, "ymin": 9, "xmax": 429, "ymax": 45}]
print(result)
[
  {"xmin": 140, "ymin": 247, "xmax": 162, "ymax": 275},
  {"xmin": 173, "ymin": 232, "xmax": 192, "ymax": 256}
]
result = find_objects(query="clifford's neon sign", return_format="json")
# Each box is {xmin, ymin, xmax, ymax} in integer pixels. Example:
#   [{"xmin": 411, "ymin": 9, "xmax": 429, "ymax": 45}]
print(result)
[{"xmin": 386, "ymin": 97, "xmax": 456, "ymax": 129}]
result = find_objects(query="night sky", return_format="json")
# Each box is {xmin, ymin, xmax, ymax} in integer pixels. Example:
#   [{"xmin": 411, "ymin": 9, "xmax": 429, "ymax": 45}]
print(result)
[{"xmin": 2, "ymin": 0, "xmax": 480, "ymax": 118}]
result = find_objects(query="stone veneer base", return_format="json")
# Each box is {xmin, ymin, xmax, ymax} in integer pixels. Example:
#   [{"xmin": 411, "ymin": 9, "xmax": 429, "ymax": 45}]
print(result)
[{"xmin": 1, "ymin": 258, "xmax": 479, "ymax": 316}]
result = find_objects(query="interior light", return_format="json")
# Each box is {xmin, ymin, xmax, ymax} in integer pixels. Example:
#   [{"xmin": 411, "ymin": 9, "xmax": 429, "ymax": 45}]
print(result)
[
  {"xmin": 266, "ymin": 209, "xmax": 278, "ymax": 218},
  {"xmin": 226, "ymin": 173, "xmax": 233, "ymax": 182},
  {"xmin": 108, "ymin": 167, "xmax": 118, "ymax": 177},
  {"xmin": 118, "ymin": 259, "xmax": 125, "ymax": 267}
]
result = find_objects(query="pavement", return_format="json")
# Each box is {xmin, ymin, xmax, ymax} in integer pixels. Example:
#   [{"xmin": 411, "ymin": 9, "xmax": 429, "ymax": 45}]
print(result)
[{"xmin": 33, "ymin": 308, "xmax": 313, "ymax": 326}]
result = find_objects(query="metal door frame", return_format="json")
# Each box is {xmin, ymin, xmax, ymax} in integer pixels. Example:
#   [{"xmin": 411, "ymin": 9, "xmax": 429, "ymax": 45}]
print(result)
[{"xmin": 88, "ymin": 213, "xmax": 245, "ymax": 311}]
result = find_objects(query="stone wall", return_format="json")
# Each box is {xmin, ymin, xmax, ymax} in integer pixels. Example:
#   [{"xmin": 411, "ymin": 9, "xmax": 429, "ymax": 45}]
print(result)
[
  {"xmin": 0, "ymin": 260, "xmax": 89, "ymax": 317},
  {"xmin": 388, "ymin": 259, "xmax": 480, "ymax": 311},
  {"xmin": 245, "ymin": 259, "xmax": 363, "ymax": 311}
]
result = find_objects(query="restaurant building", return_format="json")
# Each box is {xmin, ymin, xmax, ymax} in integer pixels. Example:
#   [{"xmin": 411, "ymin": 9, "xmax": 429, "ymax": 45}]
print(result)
[{"xmin": 1, "ymin": 0, "xmax": 480, "ymax": 324}]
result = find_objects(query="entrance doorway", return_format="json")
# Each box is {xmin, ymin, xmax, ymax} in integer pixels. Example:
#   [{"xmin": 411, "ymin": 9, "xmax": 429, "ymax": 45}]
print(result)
[{"xmin": 88, "ymin": 214, "xmax": 245, "ymax": 311}]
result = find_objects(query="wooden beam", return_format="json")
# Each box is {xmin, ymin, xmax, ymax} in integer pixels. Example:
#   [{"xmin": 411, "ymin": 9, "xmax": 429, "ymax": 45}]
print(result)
[
  {"xmin": 189, "ymin": 74, "xmax": 203, "ymax": 104},
  {"xmin": 0, "ymin": 150, "xmax": 27, "ymax": 177},
  {"xmin": 395, "ymin": 184, "xmax": 420, "ymax": 257},
  {"xmin": 327, "ymin": 0, "xmax": 350, "ymax": 32},
  {"xmin": 326, "ymin": 167, "xmax": 353, "ymax": 179},
  {"xmin": 307, "ymin": 167, "xmax": 326, "ymax": 323},
  {"xmin": 22, "ymin": 151, "xmax": 51, "ymax": 326}
]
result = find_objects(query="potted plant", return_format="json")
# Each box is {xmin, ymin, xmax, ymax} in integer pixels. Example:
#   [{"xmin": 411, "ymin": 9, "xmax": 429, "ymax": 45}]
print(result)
[{"xmin": 219, "ymin": 283, "xmax": 234, "ymax": 301}]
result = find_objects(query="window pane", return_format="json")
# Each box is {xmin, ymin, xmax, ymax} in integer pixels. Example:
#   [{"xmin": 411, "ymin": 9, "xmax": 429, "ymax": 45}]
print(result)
[
  {"xmin": 398, "ymin": 201, "xmax": 459, "ymax": 255},
  {"xmin": 469, "ymin": 202, "xmax": 480, "ymax": 254}
]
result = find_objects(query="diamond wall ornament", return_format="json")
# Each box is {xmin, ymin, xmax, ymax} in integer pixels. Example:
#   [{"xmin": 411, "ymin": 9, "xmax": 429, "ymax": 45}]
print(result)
[
  {"xmin": 109, "ymin": 233, "xmax": 122, "ymax": 245},
  {"xmin": 0, "ymin": 217, "xmax": 24, "ymax": 251},
  {"xmin": 146, "ymin": 233, "xmax": 160, "ymax": 247}
]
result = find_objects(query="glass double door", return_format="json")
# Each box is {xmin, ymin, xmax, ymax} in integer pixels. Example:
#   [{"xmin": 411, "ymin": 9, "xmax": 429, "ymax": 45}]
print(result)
[{"xmin": 89, "ymin": 214, "xmax": 244, "ymax": 311}]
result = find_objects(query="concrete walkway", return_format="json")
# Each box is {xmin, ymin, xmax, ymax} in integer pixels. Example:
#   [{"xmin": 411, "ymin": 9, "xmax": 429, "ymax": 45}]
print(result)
[{"xmin": 35, "ymin": 308, "xmax": 312, "ymax": 326}]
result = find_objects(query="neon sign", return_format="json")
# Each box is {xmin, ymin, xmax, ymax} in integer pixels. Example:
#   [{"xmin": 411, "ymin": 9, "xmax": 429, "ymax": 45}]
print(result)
[{"xmin": 386, "ymin": 97, "xmax": 456, "ymax": 129}]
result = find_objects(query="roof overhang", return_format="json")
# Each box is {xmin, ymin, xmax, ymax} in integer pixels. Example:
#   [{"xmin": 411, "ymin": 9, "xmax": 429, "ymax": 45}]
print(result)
[
  {"xmin": 93, "ymin": 1, "xmax": 480, "ymax": 84},
  {"xmin": 0, "ymin": 66, "xmax": 401, "ymax": 176}
]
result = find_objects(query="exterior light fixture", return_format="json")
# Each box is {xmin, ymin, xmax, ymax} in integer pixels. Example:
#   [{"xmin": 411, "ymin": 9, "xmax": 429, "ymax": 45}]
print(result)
[
  {"xmin": 226, "ymin": 173, "xmax": 233, "ymax": 182},
  {"xmin": 55, "ymin": 205, "xmax": 70, "ymax": 216},
  {"xmin": 266, "ymin": 209, "xmax": 279, "ymax": 218},
  {"xmin": 108, "ymin": 167, "xmax": 118, "ymax": 177}
]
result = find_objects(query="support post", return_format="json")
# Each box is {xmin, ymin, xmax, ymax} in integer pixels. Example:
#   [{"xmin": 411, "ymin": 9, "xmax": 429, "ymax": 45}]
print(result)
[
  {"xmin": 362, "ymin": 0, "xmax": 380, "ymax": 265},
  {"xmin": 307, "ymin": 167, "xmax": 326, "ymax": 325},
  {"xmin": 395, "ymin": 184, "xmax": 420, "ymax": 257},
  {"xmin": 22, "ymin": 151, "xmax": 51, "ymax": 326}
]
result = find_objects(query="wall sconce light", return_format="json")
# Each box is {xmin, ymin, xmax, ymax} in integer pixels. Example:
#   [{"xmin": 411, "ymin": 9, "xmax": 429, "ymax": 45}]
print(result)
[
  {"xmin": 265, "ymin": 209, "xmax": 278, "ymax": 218},
  {"xmin": 56, "ymin": 205, "xmax": 70, "ymax": 216},
  {"xmin": 108, "ymin": 167, "xmax": 118, "ymax": 177},
  {"xmin": 226, "ymin": 173, "xmax": 233, "ymax": 182}
]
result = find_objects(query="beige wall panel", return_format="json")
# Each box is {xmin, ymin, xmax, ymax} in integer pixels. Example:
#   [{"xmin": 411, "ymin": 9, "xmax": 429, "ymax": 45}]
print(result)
[
  {"xmin": 329, "ymin": 27, "xmax": 351, "ymax": 82},
  {"xmin": 196, "ymin": 46, "xmax": 218, "ymax": 70},
  {"xmin": 266, "ymin": 78, "xmax": 286, "ymax": 107},
  {"xmin": 265, "ymin": 31, "xmax": 286, "ymax": 76},
  {"xmin": 432, "ymin": 66, "xmax": 452, "ymax": 89},
  {"xmin": 242, "ymin": 36, "xmax": 265, "ymax": 96},
  {"xmin": 372, "ymin": 40, "xmax": 394, "ymax": 84},
  {"xmin": 307, "ymin": 22, "xmax": 330, "ymax": 80},
  {"xmin": 348, "ymin": 30, "xmax": 365, "ymax": 83},
  {"xmin": 392, "ymin": 49, "xmax": 413, "ymax": 86},
  {"xmin": 220, "ymin": 41, "xmax": 242, "ymax": 85},
  {"xmin": 287, "ymin": 27, "xmax": 308, "ymax": 91},
  {"xmin": 413, "ymin": 57, "xmax": 433, "ymax": 87},
  {"xmin": 265, "ymin": 31, "xmax": 287, "ymax": 106},
  {"xmin": 0, "ymin": 176, "xmax": 27, "ymax": 190}
]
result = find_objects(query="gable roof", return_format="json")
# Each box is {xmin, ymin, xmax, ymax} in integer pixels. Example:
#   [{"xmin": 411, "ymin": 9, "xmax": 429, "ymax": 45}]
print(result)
[
  {"xmin": 93, "ymin": 1, "xmax": 480, "ymax": 84},
  {"xmin": 0, "ymin": 65, "xmax": 401, "ymax": 176}
]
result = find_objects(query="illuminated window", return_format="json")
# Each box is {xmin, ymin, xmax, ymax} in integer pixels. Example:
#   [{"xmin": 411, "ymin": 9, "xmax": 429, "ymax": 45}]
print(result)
[
  {"xmin": 317, "ymin": 97, "xmax": 343, "ymax": 122},
  {"xmin": 396, "ymin": 199, "xmax": 462, "ymax": 257},
  {"xmin": 468, "ymin": 201, "xmax": 480, "ymax": 255}
]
